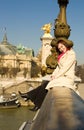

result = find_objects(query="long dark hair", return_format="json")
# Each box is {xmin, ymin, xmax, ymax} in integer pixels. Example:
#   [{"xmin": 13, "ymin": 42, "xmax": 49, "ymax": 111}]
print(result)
[{"xmin": 56, "ymin": 40, "xmax": 71, "ymax": 54}]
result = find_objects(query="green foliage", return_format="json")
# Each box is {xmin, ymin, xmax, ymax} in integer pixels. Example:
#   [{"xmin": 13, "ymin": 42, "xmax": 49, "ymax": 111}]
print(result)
[{"xmin": 31, "ymin": 60, "xmax": 41, "ymax": 78}]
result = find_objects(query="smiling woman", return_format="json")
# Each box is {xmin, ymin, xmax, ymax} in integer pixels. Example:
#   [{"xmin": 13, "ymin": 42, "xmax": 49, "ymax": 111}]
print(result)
[
  {"xmin": 28, "ymin": 38, "xmax": 84, "ymax": 130},
  {"xmin": 46, "ymin": 37, "xmax": 76, "ymax": 90}
]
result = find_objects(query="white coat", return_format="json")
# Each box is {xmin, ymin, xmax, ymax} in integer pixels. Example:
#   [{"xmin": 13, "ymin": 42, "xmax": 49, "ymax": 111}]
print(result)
[{"xmin": 46, "ymin": 49, "xmax": 77, "ymax": 90}]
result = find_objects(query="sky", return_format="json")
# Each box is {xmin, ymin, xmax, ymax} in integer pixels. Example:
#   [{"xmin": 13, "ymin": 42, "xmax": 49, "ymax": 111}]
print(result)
[{"xmin": 0, "ymin": 0, "xmax": 84, "ymax": 65}]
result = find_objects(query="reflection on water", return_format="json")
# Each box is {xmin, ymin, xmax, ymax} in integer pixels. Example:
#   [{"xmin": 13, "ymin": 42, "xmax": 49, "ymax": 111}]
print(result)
[{"xmin": 0, "ymin": 106, "xmax": 36, "ymax": 130}]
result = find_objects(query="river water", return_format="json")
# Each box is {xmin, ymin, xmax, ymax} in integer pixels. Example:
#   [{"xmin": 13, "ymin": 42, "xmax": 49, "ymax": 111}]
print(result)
[{"xmin": 0, "ymin": 106, "xmax": 36, "ymax": 130}]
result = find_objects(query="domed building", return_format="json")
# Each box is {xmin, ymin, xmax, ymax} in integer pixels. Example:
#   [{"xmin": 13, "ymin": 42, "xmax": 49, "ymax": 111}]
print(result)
[
  {"xmin": 0, "ymin": 33, "xmax": 17, "ymax": 55},
  {"xmin": 0, "ymin": 33, "xmax": 34, "ymax": 78},
  {"xmin": 0, "ymin": 33, "xmax": 34, "ymax": 56}
]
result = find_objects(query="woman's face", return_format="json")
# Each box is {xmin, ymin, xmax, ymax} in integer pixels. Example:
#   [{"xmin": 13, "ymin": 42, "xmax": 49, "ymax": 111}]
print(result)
[{"xmin": 57, "ymin": 42, "xmax": 67, "ymax": 53}]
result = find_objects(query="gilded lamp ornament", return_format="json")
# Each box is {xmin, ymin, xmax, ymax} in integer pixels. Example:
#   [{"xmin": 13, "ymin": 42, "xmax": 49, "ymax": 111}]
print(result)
[{"xmin": 41, "ymin": 23, "xmax": 52, "ymax": 34}]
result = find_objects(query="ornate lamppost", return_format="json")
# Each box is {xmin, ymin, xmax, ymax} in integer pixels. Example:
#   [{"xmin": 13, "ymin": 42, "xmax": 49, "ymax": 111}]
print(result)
[
  {"xmin": 54, "ymin": 0, "xmax": 71, "ymax": 39},
  {"xmin": 41, "ymin": 0, "xmax": 71, "ymax": 75}
]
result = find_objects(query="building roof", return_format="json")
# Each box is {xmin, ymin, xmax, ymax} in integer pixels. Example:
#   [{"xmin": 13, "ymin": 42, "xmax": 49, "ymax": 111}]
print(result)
[
  {"xmin": 0, "ymin": 33, "xmax": 17, "ymax": 55},
  {"xmin": 0, "ymin": 33, "xmax": 34, "ymax": 56}
]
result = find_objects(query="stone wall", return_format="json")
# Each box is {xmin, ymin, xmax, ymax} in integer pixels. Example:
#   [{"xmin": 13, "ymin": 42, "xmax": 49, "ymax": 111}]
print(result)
[{"xmin": 0, "ymin": 78, "xmax": 42, "ymax": 106}]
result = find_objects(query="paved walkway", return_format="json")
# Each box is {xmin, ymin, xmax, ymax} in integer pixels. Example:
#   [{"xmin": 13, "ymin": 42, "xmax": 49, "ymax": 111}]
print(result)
[{"xmin": 0, "ymin": 77, "xmax": 28, "ymax": 88}]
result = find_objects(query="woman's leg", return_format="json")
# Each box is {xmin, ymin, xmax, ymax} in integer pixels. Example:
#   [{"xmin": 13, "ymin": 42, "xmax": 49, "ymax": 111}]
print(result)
[
  {"xmin": 34, "ymin": 81, "xmax": 48, "ymax": 108},
  {"xmin": 19, "ymin": 81, "xmax": 49, "ymax": 108}
]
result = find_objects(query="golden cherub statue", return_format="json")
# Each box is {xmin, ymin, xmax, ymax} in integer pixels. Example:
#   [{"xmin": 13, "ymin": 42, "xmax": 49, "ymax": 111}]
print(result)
[{"xmin": 41, "ymin": 23, "xmax": 52, "ymax": 34}]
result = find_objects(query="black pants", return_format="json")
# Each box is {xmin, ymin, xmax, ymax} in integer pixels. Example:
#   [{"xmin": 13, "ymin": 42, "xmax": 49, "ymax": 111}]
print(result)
[{"xmin": 28, "ymin": 80, "xmax": 49, "ymax": 108}]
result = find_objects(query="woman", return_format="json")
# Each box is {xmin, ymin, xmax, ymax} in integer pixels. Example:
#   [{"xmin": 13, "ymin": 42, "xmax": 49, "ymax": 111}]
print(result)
[
  {"xmin": 30, "ymin": 38, "xmax": 84, "ymax": 130},
  {"xmin": 46, "ymin": 37, "xmax": 76, "ymax": 91},
  {"xmin": 19, "ymin": 37, "xmax": 77, "ymax": 111}
]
